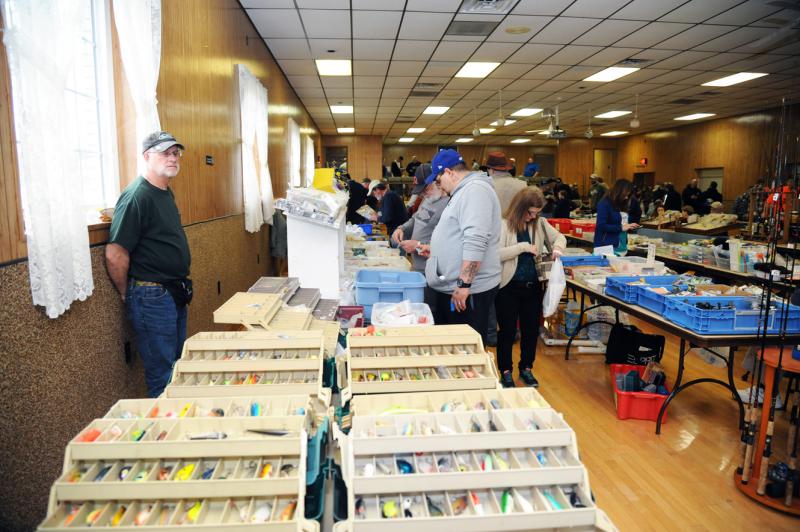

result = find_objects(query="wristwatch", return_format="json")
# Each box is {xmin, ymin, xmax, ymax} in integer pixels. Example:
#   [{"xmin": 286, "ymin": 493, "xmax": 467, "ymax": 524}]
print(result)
[{"xmin": 456, "ymin": 278, "xmax": 472, "ymax": 289}]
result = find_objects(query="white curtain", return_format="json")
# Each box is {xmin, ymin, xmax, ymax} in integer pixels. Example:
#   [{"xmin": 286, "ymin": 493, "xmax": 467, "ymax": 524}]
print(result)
[
  {"xmin": 236, "ymin": 64, "xmax": 273, "ymax": 232},
  {"xmin": 112, "ymin": 0, "xmax": 161, "ymax": 175},
  {"xmin": 2, "ymin": 0, "xmax": 94, "ymax": 318},
  {"xmin": 288, "ymin": 118, "xmax": 301, "ymax": 188},
  {"xmin": 303, "ymin": 134, "xmax": 316, "ymax": 187}
]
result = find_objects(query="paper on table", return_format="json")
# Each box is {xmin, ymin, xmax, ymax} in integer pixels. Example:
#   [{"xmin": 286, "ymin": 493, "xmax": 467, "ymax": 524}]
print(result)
[{"xmin": 593, "ymin": 245, "xmax": 614, "ymax": 257}]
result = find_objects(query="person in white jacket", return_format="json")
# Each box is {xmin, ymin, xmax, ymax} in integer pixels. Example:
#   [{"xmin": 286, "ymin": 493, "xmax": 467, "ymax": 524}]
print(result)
[{"xmin": 496, "ymin": 187, "xmax": 566, "ymax": 388}]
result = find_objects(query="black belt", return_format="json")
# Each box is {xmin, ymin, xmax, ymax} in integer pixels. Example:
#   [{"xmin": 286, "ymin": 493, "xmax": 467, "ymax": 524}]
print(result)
[
  {"xmin": 509, "ymin": 280, "xmax": 539, "ymax": 288},
  {"xmin": 130, "ymin": 279, "xmax": 161, "ymax": 287}
]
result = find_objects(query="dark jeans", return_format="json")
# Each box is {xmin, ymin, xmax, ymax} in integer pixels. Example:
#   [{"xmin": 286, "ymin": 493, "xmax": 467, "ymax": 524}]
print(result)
[
  {"xmin": 125, "ymin": 280, "xmax": 188, "ymax": 397},
  {"xmin": 430, "ymin": 285, "xmax": 499, "ymax": 345},
  {"xmin": 495, "ymin": 280, "xmax": 543, "ymax": 375}
]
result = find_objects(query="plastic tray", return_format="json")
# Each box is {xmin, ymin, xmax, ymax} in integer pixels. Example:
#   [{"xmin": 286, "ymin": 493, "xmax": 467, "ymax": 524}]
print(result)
[
  {"xmin": 604, "ymin": 275, "xmax": 680, "ymax": 304},
  {"xmin": 547, "ymin": 218, "xmax": 572, "ymax": 234},
  {"xmin": 663, "ymin": 296, "xmax": 800, "ymax": 334},
  {"xmin": 610, "ymin": 364, "xmax": 670, "ymax": 422},
  {"xmin": 607, "ymin": 256, "xmax": 665, "ymax": 275},
  {"xmin": 370, "ymin": 302, "xmax": 434, "ymax": 327},
  {"xmin": 559, "ymin": 255, "xmax": 609, "ymax": 268},
  {"xmin": 354, "ymin": 270, "xmax": 425, "ymax": 319}
]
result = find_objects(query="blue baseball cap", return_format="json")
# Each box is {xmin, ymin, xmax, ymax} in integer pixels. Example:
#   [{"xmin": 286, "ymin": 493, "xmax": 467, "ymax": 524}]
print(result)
[{"xmin": 427, "ymin": 149, "xmax": 464, "ymax": 184}]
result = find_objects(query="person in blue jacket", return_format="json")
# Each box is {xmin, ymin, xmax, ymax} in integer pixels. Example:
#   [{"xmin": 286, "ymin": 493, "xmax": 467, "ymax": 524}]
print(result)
[{"xmin": 594, "ymin": 179, "xmax": 639, "ymax": 249}]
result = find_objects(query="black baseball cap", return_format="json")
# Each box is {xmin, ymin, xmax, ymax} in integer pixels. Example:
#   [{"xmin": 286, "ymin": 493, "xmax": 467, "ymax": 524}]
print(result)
[
  {"xmin": 412, "ymin": 163, "xmax": 433, "ymax": 195},
  {"xmin": 142, "ymin": 131, "xmax": 185, "ymax": 154}
]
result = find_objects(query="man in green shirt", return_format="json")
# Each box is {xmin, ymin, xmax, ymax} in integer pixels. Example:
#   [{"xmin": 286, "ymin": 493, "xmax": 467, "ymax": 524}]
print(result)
[{"xmin": 106, "ymin": 131, "xmax": 192, "ymax": 397}]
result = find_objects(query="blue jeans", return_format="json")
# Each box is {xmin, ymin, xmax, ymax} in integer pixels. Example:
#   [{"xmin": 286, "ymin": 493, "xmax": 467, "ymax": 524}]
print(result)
[{"xmin": 125, "ymin": 281, "xmax": 188, "ymax": 397}]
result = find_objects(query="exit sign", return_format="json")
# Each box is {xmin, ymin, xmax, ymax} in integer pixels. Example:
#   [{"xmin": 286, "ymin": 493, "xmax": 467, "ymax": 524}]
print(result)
[{"xmin": 638, "ymin": 157, "xmax": 648, "ymax": 166}]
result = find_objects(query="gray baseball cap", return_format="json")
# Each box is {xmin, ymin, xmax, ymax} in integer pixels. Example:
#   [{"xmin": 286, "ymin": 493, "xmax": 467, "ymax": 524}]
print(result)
[{"xmin": 142, "ymin": 131, "xmax": 185, "ymax": 154}]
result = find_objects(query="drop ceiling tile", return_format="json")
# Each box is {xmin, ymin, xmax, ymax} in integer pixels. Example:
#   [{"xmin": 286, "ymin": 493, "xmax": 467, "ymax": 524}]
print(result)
[
  {"xmin": 688, "ymin": 52, "xmax": 752, "ymax": 71},
  {"xmin": 490, "ymin": 62, "xmax": 534, "ymax": 78},
  {"xmin": 379, "ymin": 98, "xmax": 406, "ymax": 106},
  {"xmin": 579, "ymin": 47, "xmax": 644, "ymax": 66},
  {"xmin": 353, "ymin": 0, "xmax": 404, "ymax": 10},
  {"xmin": 388, "ymin": 61, "xmax": 427, "ymax": 76},
  {"xmin": 503, "ymin": 79, "xmax": 545, "ymax": 91},
  {"xmin": 534, "ymin": 79, "xmax": 576, "ymax": 92},
  {"xmin": 609, "ymin": 0, "xmax": 687, "ymax": 20},
  {"xmin": 431, "ymin": 40, "xmax": 481, "ymax": 61},
  {"xmin": 573, "ymin": 19, "xmax": 648, "ymax": 47},
  {"xmin": 297, "ymin": 0, "xmax": 348, "ymax": 7},
  {"xmin": 422, "ymin": 61, "xmax": 464, "ymax": 77},
  {"xmin": 647, "ymin": 69, "xmax": 703, "ymax": 84},
  {"xmin": 242, "ymin": 0, "xmax": 295, "ymax": 7},
  {"xmin": 288, "ymin": 75, "xmax": 322, "ymax": 88},
  {"xmin": 522, "ymin": 64, "xmax": 568, "ymax": 79},
  {"xmin": 554, "ymin": 65, "xmax": 600, "ymax": 80},
  {"xmin": 512, "ymin": 0, "xmax": 579, "ymax": 16},
  {"xmin": 652, "ymin": 50, "xmax": 717, "ymax": 69},
  {"xmin": 613, "ymin": 22, "xmax": 694, "ymax": 48},
  {"xmin": 353, "ymin": 76, "xmax": 386, "ymax": 88},
  {"xmin": 407, "ymin": 0, "xmax": 461, "ymax": 11},
  {"xmin": 296, "ymin": 87, "xmax": 326, "ymax": 98},
  {"xmin": 382, "ymin": 88, "xmax": 411, "ymax": 98},
  {"xmin": 696, "ymin": 26, "xmax": 776, "ymax": 53},
  {"xmin": 398, "ymin": 12, "xmax": 453, "ymax": 40},
  {"xmin": 353, "ymin": 39, "xmax": 395, "ymax": 60},
  {"xmin": 529, "ymin": 17, "xmax": 600, "ymax": 44},
  {"xmin": 392, "ymin": 40, "xmax": 436, "ymax": 61},
  {"xmin": 474, "ymin": 78, "xmax": 513, "ymax": 90},
  {"xmin": 265, "ymin": 39, "xmax": 312, "ymax": 59},
  {"xmin": 711, "ymin": 1, "xmax": 785, "ymax": 25},
  {"xmin": 354, "ymin": 60, "xmax": 390, "ymax": 76},
  {"xmin": 307, "ymin": 39, "xmax": 351, "ymax": 58},
  {"xmin": 353, "ymin": 10, "xmax": 403, "ymax": 39},
  {"xmin": 277, "ymin": 59, "xmax": 317, "ymax": 75},
  {"xmin": 470, "ymin": 42, "xmax": 521, "ymax": 62},
  {"xmin": 543, "ymin": 45, "xmax": 604, "ymax": 65},
  {"xmin": 324, "ymin": 88, "xmax": 353, "ymax": 98},
  {"xmin": 561, "ymin": 0, "xmax": 630, "ymax": 18},
  {"xmin": 657, "ymin": 24, "xmax": 735, "ymax": 50},
  {"xmin": 385, "ymin": 77, "xmax": 418, "ymax": 88},
  {"xmin": 660, "ymin": 0, "xmax": 743, "ymax": 23},
  {"xmin": 246, "ymin": 9, "xmax": 304, "ymax": 39},
  {"xmin": 488, "ymin": 15, "xmax": 554, "ymax": 42},
  {"xmin": 507, "ymin": 43, "xmax": 563, "ymax": 63},
  {"xmin": 619, "ymin": 68, "xmax": 671, "ymax": 83},
  {"xmin": 354, "ymin": 93, "xmax": 381, "ymax": 102},
  {"xmin": 321, "ymin": 77, "xmax": 353, "ymax": 89},
  {"xmin": 445, "ymin": 77, "xmax": 483, "ymax": 90},
  {"xmin": 300, "ymin": 9, "xmax": 351, "ymax": 39}
]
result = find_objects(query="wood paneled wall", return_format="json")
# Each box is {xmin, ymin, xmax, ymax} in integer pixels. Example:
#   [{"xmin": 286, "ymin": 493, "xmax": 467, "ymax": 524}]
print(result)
[
  {"xmin": 555, "ymin": 138, "xmax": 618, "ymax": 194},
  {"xmin": 382, "ymin": 143, "xmax": 557, "ymax": 172},
  {"xmin": 321, "ymin": 134, "xmax": 383, "ymax": 179},
  {"xmin": 0, "ymin": 0, "xmax": 320, "ymax": 263}
]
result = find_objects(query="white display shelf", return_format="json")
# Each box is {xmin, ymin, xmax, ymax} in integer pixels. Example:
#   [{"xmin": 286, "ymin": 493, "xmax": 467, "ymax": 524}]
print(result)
[
  {"xmin": 287, "ymin": 211, "xmax": 345, "ymax": 299},
  {"xmin": 213, "ymin": 292, "xmax": 283, "ymax": 330}
]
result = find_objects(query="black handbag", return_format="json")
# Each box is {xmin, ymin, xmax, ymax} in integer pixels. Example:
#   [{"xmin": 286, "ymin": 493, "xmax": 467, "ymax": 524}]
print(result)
[
  {"xmin": 605, "ymin": 323, "xmax": 664, "ymax": 365},
  {"xmin": 163, "ymin": 278, "xmax": 193, "ymax": 307}
]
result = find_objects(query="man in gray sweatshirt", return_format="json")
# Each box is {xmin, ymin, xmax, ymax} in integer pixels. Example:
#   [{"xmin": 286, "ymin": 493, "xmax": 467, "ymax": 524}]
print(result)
[{"xmin": 420, "ymin": 149, "xmax": 501, "ymax": 342}]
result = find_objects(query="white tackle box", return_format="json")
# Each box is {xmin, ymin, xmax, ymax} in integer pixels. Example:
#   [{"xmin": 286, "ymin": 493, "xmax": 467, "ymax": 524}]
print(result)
[{"xmin": 213, "ymin": 292, "xmax": 283, "ymax": 330}]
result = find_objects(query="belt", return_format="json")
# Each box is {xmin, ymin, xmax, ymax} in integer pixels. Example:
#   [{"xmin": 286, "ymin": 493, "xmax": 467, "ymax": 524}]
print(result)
[{"xmin": 132, "ymin": 279, "xmax": 161, "ymax": 287}]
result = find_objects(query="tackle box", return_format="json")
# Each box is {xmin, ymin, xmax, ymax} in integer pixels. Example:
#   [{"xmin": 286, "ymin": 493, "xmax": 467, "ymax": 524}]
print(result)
[
  {"xmin": 354, "ymin": 270, "xmax": 426, "ymax": 319},
  {"xmin": 213, "ymin": 292, "xmax": 283, "ymax": 330},
  {"xmin": 248, "ymin": 276, "xmax": 301, "ymax": 302}
]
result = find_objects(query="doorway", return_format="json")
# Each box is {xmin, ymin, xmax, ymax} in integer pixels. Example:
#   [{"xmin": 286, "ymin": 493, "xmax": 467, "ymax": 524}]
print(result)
[
  {"xmin": 324, "ymin": 146, "xmax": 347, "ymax": 170},
  {"xmin": 633, "ymin": 172, "xmax": 655, "ymax": 189},
  {"xmin": 593, "ymin": 149, "xmax": 616, "ymax": 182},
  {"xmin": 535, "ymin": 154, "xmax": 555, "ymax": 177}
]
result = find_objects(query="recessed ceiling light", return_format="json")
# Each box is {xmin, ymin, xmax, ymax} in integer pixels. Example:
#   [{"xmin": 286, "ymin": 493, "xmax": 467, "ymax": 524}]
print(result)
[
  {"xmin": 407, "ymin": 127, "xmax": 426, "ymax": 133},
  {"xmin": 479, "ymin": 128, "xmax": 495, "ymax": 134},
  {"xmin": 456, "ymin": 138, "xmax": 473, "ymax": 143},
  {"xmin": 490, "ymin": 119, "xmax": 517, "ymax": 126},
  {"xmin": 595, "ymin": 110, "xmax": 631, "ymax": 119},
  {"xmin": 337, "ymin": 127, "xmax": 354, "ymax": 134},
  {"xmin": 674, "ymin": 113, "xmax": 716, "ymax": 121},
  {"xmin": 455, "ymin": 62, "xmax": 500, "ymax": 78},
  {"xmin": 583, "ymin": 67, "xmax": 639, "ymax": 82},
  {"xmin": 511, "ymin": 108, "xmax": 543, "ymax": 117},
  {"xmin": 600, "ymin": 131, "xmax": 628, "ymax": 136},
  {"xmin": 398, "ymin": 137, "xmax": 414, "ymax": 143},
  {"xmin": 423, "ymin": 106, "xmax": 449, "ymax": 115},
  {"xmin": 702, "ymin": 72, "xmax": 767, "ymax": 87},
  {"xmin": 505, "ymin": 26, "xmax": 531, "ymax": 34},
  {"xmin": 315, "ymin": 59, "xmax": 351, "ymax": 76},
  {"xmin": 510, "ymin": 138, "xmax": 530, "ymax": 143},
  {"xmin": 330, "ymin": 105, "xmax": 353, "ymax": 114}
]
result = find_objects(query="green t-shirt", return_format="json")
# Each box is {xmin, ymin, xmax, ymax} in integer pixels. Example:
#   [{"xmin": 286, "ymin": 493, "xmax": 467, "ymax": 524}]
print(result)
[{"xmin": 109, "ymin": 176, "xmax": 191, "ymax": 282}]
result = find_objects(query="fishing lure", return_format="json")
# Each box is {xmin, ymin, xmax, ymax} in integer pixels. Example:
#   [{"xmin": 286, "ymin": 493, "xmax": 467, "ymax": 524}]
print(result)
[
  {"xmin": 436, "ymin": 456, "xmax": 453, "ymax": 472},
  {"xmin": 426, "ymin": 496, "xmax": 444, "ymax": 517},
  {"xmin": 492, "ymin": 451, "xmax": 509, "ymax": 470},
  {"xmin": 543, "ymin": 489, "xmax": 563, "ymax": 510},
  {"xmin": 402, "ymin": 497, "xmax": 414, "ymax": 518},
  {"xmin": 396, "ymin": 459, "xmax": 414, "ymax": 474},
  {"xmin": 134, "ymin": 505, "xmax": 153, "ymax": 526},
  {"xmin": 278, "ymin": 500, "xmax": 297, "ymax": 521},
  {"xmin": 280, "ymin": 464, "xmax": 295, "ymax": 477},
  {"xmin": 111, "ymin": 505, "xmax": 127, "ymax": 526},
  {"xmin": 250, "ymin": 503, "xmax": 273, "ymax": 523},
  {"xmin": 500, "ymin": 489, "xmax": 514, "ymax": 513},
  {"xmin": 259, "ymin": 463, "xmax": 272, "ymax": 478},
  {"xmin": 355, "ymin": 498, "xmax": 366, "ymax": 519},
  {"xmin": 469, "ymin": 491, "xmax": 483, "ymax": 515},
  {"xmin": 481, "ymin": 454, "xmax": 493, "ymax": 471},
  {"xmin": 470, "ymin": 415, "xmax": 483, "ymax": 433},
  {"xmin": 175, "ymin": 463, "xmax": 195, "ymax": 481},
  {"xmin": 188, "ymin": 431, "xmax": 227, "ymax": 440},
  {"xmin": 381, "ymin": 500, "xmax": 399, "ymax": 518},
  {"xmin": 451, "ymin": 495, "xmax": 468, "ymax": 515}
]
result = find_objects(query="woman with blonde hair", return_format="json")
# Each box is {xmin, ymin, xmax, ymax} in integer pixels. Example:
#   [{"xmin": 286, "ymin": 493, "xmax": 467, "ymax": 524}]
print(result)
[{"xmin": 496, "ymin": 187, "xmax": 566, "ymax": 388}]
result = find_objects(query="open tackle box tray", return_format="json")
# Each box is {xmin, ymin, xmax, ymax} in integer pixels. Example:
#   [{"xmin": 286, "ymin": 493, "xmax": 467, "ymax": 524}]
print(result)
[
  {"xmin": 342, "ymin": 325, "xmax": 499, "ymax": 401},
  {"xmin": 309, "ymin": 318, "xmax": 341, "ymax": 358},
  {"xmin": 248, "ymin": 276, "xmax": 301, "ymax": 302},
  {"xmin": 269, "ymin": 309, "xmax": 314, "ymax": 331},
  {"xmin": 213, "ymin": 292, "xmax": 284, "ymax": 330},
  {"xmin": 332, "ymin": 392, "xmax": 601, "ymax": 531}
]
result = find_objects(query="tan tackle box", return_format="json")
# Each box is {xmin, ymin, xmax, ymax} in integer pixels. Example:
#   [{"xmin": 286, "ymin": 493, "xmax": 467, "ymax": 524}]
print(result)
[{"xmin": 213, "ymin": 292, "xmax": 283, "ymax": 330}]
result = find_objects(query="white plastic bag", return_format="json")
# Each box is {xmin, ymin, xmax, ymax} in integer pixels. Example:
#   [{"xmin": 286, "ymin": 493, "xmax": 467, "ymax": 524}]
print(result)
[{"xmin": 542, "ymin": 258, "xmax": 566, "ymax": 318}]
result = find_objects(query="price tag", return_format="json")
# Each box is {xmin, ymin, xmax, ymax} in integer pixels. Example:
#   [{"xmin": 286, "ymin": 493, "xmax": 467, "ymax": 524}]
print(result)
[{"xmin": 646, "ymin": 243, "xmax": 656, "ymax": 267}]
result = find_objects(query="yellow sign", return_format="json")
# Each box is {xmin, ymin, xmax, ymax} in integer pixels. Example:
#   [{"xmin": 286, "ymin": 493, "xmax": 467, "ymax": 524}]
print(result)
[{"xmin": 312, "ymin": 168, "xmax": 335, "ymax": 192}]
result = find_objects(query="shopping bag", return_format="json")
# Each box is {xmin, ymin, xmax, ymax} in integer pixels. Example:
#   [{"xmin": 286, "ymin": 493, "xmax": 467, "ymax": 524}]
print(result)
[
  {"xmin": 605, "ymin": 323, "xmax": 664, "ymax": 365},
  {"xmin": 542, "ymin": 258, "xmax": 565, "ymax": 318}
]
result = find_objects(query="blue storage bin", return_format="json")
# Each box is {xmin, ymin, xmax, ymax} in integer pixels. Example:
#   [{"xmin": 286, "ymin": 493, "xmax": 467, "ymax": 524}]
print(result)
[
  {"xmin": 605, "ymin": 275, "xmax": 681, "ymax": 304},
  {"xmin": 357, "ymin": 223, "xmax": 373, "ymax": 235},
  {"xmin": 560, "ymin": 255, "xmax": 609, "ymax": 268},
  {"xmin": 355, "ymin": 269, "xmax": 426, "ymax": 319},
  {"xmin": 637, "ymin": 284, "xmax": 688, "ymax": 313},
  {"xmin": 663, "ymin": 296, "xmax": 800, "ymax": 334}
]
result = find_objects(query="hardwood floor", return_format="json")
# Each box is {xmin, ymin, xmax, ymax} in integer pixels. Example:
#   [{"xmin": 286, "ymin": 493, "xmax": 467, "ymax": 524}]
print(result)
[{"xmin": 493, "ymin": 318, "xmax": 799, "ymax": 531}]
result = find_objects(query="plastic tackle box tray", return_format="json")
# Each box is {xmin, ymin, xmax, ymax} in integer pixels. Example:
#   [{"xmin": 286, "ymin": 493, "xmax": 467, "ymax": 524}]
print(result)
[
  {"xmin": 309, "ymin": 318, "xmax": 341, "ymax": 358},
  {"xmin": 604, "ymin": 275, "xmax": 680, "ymax": 304},
  {"xmin": 288, "ymin": 288, "xmax": 322, "ymax": 310},
  {"xmin": 248, "ymin": 276, "xmax": 301, "ymax": 302},
  {"xmin": 269, "ymin": 309, "xmax": 314, "ymax": 331},
  {"xmin": 103, "ymin": 395, "xmax": 311, "ymax": 420},
  {"xmin": 313, "ymin": 299, "xmax": 340, "ymax": 321},
  {"xmin": 348, "ymin": 389, "xmax": 550, "ymax": 417},
  {"xmin": 213, "ymin": 293, "xmax": 283, "ymax": 330}
]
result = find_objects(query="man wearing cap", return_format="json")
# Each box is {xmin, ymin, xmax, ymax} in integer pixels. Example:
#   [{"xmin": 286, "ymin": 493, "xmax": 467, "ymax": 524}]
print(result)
[
  {"xmin": 105, "ymin": 131, "xmax": 192, "ymax": 398},
  {"xmin": 488, "ymin": 151, "xmax": 527, "ymax": 214},
  {"xmin": 418, "ymin": 149, "xmax": 501, "ymax": 342},
  {"xmin": 369, "ymin": 181, "xmax": 408, "ymax": 238}
]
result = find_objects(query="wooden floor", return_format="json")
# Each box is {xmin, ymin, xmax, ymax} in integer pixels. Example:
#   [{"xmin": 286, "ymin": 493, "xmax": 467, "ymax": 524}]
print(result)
[{"xmin": 492, "ymin": 318, "xmax": 799, "ymax": 531}]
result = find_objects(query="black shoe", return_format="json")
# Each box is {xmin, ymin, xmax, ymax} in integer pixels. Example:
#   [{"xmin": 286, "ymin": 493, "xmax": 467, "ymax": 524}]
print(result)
[
  {"xmin": 520, "ymin": 368, "xmax": 539, "ymax": 388},
  {"xmin": 500, "ymin": 371, "xmax": 516, "ymax": 388}
]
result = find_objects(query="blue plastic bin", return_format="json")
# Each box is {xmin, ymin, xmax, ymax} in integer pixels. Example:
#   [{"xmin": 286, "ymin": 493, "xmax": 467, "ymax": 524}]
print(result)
[
  {"xmin": 357, "ymin": 223, "xmax": 373, "ymax": 235},
  {"xmin": 355, "ymin": 269, "xmax": 426, "ymax": 318},
  {"xmin": 663, "ymin": 296, "xmax": 800, "ymax": 334},
  {"xmin": 605, "ymin": 275, "xmax": 681, "ymax": 304},
  {"xmin": 559, "ymin": 255, "xmax": 609, "ymax": 268},
  {"xmin": 637, "ymin": 284, "xmax": 688, "ymax": 313}
]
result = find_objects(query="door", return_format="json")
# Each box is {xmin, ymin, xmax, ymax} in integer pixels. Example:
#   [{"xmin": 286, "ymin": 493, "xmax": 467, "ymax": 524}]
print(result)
[
  {"xmin": 324, "ymin": 146, "xmax": 347, "ymax": 170},
  {"xmin": 593, "ymin": 149, "xmax": 616, "ymax": 182},
  {"xmin": 535, "ymin": 154, "xmax": 555, "ymax": 177},
  {"xmin": 633, "ymin": 172, "xmax": 655, "ymax": 189}
]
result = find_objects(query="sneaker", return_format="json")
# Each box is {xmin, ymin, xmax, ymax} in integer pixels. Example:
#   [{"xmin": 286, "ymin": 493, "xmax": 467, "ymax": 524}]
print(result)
[
  {"xmin": 500, "ymin": 371, "xmax": 516, "ymax": 388},
  {"xmin": 520, "ymin": 368, "xmax": 539, "ymax": 388}
]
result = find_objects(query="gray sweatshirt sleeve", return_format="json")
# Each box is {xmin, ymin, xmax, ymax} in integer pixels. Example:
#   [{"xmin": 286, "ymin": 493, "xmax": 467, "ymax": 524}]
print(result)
[{"xmin": 457, "ymin": 182, "xmax": 496, "ymax": 262}]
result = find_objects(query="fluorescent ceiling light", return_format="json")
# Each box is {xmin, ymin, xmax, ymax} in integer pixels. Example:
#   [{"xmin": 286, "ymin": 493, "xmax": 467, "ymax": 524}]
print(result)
[
  {"xmin": 583, "ymin": 67, "xmax": 639, "ymax": 82},
  {"xmin": 511, "ymin": 108, "xmax": 543, "ymax": 117},
  {"xmin": 674, "ymin": 113, "xmax": 716, "ymax": 121},
  {"xmin": 537, "ymin": 131, "xmax": 550, "ymax": 135},
  {"xmin": 407, "ymin": 127, "xmax": 426, "ymax": 133},
  {"xmin": 315, "ymin": 59, "xmax": 351, "ymax": 76},
  {"xmin": 330, "ymin": 105, "xmax": 353, "ymax": 114},
  {"xmin": 595, "ymin": 110, "xmax": 631, "ymax": 119},
  {"xmin": 702, "ymin": 72, "xmax": 767, "ymax": 87},
  {"xmin": 456, "ymin": 138, "xmax": 473, "ymax": 143},
  {"xmin": 455, "ymin": 62, "xmax": 500, "ymax": 78},
  {"xmin": 510, "ymin": 138, "xmax": 530, "ymax": 143},
  {"xmin": 600, "ymin": 131, "xmax": 628, "ymax": 136},
  {"xmin": 423, "ymin": 106, "xmax": 449, "ymax": 115},
  {"xmin": 490, "ymin": 119, "xmax": 517, "ymax": 126},
  {"xmin": 478, "ymin": 128, "xmax": 495, "ymax": 134},
  {"xmin": 398, "ymin": 137, "xmax": 414, "ymax": 143},
  {"xmin": 337, "ymin": 127, "xmax": 354, "ymax": 133}
]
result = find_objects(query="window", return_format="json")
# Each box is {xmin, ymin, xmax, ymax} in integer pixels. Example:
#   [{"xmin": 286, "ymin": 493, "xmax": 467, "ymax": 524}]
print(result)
[
  {"xmin": 69, "ymin": 0, "xmax": 119, "ymax": 221},
  {"xmin": 287, "ymin": 118, "xmax": 301, "ymax": 188},
  {"xmin": 303, "ymin": 134, "xmax": 315, "ymax": 187}
]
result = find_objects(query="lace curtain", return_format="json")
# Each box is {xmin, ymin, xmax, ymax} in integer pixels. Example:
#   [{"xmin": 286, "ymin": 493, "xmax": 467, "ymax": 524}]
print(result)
[
  {"xmin": 112, "ymin": 0, "xmax": 161, "ymax": 176},
  {"xmin": 2, "ymin": 0, "xmax": 94, "ymax": 318},
  {"xmin": 236, "ymin": 64, "xmax": 273, "ymax": 232},
  {"xmin": 304, "ymin": 134, "xmax": 316, "ymax": 187},
  {"xmin": 288, "ymin": 117, "xmax": 301, "ymax": 188}
]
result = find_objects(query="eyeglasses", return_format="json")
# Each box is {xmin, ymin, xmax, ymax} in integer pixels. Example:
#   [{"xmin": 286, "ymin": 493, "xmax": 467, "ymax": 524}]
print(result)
[{"xmin": 152, "ymin": 148, "xmax": 183, "ymax": 158}]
